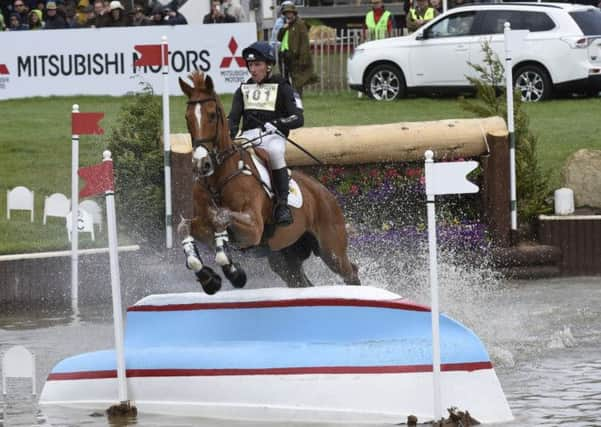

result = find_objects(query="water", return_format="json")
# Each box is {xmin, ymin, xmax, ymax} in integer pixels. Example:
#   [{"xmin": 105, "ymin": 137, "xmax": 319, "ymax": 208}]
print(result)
[{"xmin": 1, "ymin": 253, "xmax": 601, "ymax": 426}]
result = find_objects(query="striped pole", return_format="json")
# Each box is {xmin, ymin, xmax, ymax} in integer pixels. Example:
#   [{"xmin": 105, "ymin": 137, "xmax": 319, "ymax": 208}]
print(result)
[
  {"xmin": 504, "ymin": 22, "xmax": 518, "ymax": 231},
  {"xmin": 71, "ymin": 104, "xmax": 80, "ymax": 314},
  {"xmin": 162, "ymin": 35, "xmax": 173, "ymax": 248}
]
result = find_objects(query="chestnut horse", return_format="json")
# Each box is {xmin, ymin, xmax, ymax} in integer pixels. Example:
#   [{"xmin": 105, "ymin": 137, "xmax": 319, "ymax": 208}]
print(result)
[{"xmin": 177, "ymin": 71, "xmax": 360, "ymax": 294}]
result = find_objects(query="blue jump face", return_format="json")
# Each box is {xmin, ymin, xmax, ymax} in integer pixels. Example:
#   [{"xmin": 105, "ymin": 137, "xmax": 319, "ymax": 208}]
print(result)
[{"xmin": 50, "ymin": 299, "xmax": 491, "ymax": 376}]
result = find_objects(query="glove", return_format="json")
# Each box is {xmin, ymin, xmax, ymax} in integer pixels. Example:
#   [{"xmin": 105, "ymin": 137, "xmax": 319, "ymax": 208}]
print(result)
[{"xmin": 263, "ymin": 122, "xmax": 279, "ymax": 135}]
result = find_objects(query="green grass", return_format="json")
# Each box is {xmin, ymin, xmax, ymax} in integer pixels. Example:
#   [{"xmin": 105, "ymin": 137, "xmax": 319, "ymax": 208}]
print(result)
[{"xmin": 1, "ymin": 92, "xmax": 600, "ymax": 254}]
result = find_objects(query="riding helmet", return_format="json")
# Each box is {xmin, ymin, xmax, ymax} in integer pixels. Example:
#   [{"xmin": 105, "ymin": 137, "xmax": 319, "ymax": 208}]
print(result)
[{"xmin": 242, "ymin": 41, "xmax": 276, "ymax": 65}]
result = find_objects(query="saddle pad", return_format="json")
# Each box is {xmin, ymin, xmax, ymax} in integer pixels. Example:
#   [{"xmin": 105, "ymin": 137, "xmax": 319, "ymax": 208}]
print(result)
[{"xmin": 250, "ymin": 153, "xmax": 303, "ymax": 209}]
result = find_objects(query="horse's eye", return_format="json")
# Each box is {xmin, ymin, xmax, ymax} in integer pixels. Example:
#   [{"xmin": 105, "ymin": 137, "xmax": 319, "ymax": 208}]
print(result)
[{"xmin": 208, "ymin": 112, "xmax": 217, "ymax": 122}]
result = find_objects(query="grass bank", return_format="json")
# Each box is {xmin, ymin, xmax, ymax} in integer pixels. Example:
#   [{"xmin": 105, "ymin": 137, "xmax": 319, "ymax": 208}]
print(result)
[{"xmin": 0, "ymin": 92, "xmax": 599, "ymax": 254}]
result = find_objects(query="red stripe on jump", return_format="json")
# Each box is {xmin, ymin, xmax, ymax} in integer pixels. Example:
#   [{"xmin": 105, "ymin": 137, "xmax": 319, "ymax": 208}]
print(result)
[
  {"xmin": 47, "ymin": 362, "xmax": 492, "ymax": 381},
  {"xmin": 127, "ymin": 298, "xmax": 431, "ymax": 313}
]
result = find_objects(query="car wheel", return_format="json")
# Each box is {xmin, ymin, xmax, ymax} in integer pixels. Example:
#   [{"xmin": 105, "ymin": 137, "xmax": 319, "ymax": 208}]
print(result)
[
  {"xmin": 514, "ymin": 65, "xmax": 551, "ymax": 102},
  {"xmin": 365, "ymin": 65, "xmax": 406, "ymax": 101}
]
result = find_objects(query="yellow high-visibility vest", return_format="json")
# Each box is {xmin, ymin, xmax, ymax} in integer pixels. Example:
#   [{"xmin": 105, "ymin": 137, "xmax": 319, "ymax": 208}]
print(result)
[
  {"xmin": 365, "ymin": 10, "xmax": 391, "ymax": 40},
  {"xmin": 409, "ymin": 7, "xmax": 435, "ymax": 22},
  {"xmin": 280, "ymin": 30, "xmax": 289, "ymax": 52}
]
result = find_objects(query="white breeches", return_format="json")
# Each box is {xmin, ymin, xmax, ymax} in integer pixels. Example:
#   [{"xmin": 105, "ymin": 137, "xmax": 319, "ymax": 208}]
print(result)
[{"xmin": 240, "ymin": 128, "xmax": 287, "ymax": 170}]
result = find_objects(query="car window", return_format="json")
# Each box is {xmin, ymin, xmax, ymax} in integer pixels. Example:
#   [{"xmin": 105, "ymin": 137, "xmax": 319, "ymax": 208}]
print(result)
[
  {"xmin": 570, "ymin": 9, "xmax": 601, "ymax": 36},
  {"xmin": 477, "ymin": 10, "xmax": 555, "ymax": 34},
  {"xmin": 425, "ymin": 12, "xmax": 477, "ymax": 38}
]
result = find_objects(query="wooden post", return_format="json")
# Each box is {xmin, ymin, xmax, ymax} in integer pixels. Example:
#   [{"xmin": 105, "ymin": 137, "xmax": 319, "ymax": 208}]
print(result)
[{"xmin": 484, "ymin": 131, "xmax": 511, "ymax": 247}]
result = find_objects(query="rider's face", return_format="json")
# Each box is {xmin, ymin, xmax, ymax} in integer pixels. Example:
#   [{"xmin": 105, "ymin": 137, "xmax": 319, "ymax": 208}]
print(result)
[{"xmin": 248, "ymin": 61, "xmax": 268, "ymax": 83}]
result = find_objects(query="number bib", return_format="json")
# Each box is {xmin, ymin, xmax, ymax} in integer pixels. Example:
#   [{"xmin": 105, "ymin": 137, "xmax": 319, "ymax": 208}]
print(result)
[{"xmin": 242, "ymin": 83, "xmax": 279, "ymax": 111}]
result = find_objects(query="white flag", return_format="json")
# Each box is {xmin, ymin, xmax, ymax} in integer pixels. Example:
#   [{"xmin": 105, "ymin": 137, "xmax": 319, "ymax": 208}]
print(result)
[{"xmin": 425, "ymin": 160, "xmax": 479, "ymax": 196}]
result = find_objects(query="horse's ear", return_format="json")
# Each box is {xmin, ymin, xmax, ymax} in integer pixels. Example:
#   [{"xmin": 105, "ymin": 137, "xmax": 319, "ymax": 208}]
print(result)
[
  {"xmin": 179, "ymin": 77, "xmax": 193, "ymax": 98},
  {"xmin": 205, "ymin": 75, "xmax": 215, "ymax": 94}
]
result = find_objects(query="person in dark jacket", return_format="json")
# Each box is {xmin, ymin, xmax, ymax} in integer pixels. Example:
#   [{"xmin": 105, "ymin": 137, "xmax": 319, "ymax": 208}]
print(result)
[
  {"xmin": 7, "ymin": 11, "xmax": 28, "ymax": 29},
  {"xmin": 43, "ymin": 1, "xmax": 67, "ymax": 28},
  {"xmin": 104, "ymin": 0, "xmax": 127, "ymax": 26},
  {"xmin": 276, "ymin": 3, "xmax": 318, "ymax": 97},
  {"xmin": 228, "ymin": 41, "xmax": 304, "ymax": 226},
  {"xmin": 161, "ymin": 5, "xmax": 187, "ymax": 25}
]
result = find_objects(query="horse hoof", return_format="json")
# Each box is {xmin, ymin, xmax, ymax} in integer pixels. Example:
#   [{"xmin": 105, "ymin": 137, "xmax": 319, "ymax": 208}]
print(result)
[
  {"xmin": 223, "ymin": 263, "xmax": 247, "ymax": 289},
  {"xmin": 196, "ymin": 267, "xmax": 222, "ymax": 295}
]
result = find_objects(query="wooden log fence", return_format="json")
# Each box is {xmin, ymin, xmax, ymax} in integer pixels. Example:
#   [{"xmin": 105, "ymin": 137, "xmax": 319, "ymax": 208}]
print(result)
[{"xmin": 169, "ymin": 116, "xmax": 511, "ymax": 247}]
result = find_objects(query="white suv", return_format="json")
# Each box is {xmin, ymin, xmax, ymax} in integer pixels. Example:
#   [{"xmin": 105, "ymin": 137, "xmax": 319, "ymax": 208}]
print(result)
[{"xmin": 347, "ymin": 2, "xmax": 601, "ymax": 101}]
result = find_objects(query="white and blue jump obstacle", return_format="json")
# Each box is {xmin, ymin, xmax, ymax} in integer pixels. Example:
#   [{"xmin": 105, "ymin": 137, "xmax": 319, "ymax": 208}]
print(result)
[{"xmin": 40, "ymin": 286, "xmax": 512, "ymax": 424}]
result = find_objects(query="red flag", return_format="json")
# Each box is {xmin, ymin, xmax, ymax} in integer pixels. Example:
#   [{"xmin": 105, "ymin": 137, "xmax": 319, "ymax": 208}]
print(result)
[
  {"xmin": 134, "ymin": 44, "xmax": 168, "ymax": 67},
  {"xmin": 72, "ymin": 112, "xmax": 104, "ymax": 135},
  {"xmin": 78, "ymin": 161, "xmax": 114, "ymax": 198}
]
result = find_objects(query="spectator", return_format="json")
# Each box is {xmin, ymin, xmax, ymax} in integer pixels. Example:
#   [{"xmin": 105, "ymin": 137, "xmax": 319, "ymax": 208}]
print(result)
[
  {"xmin": 270, "ymin": 0, "xmax": 292, "ymax": 47},
  {"xmin": 223, "ymin": 0, "xmax": 244, "ymax": 22},
  {"xmin": 13, "ymin": 0, "xmax": 29, "ymax": 22},
  {"xmin": 203, "ymin": 0, "xmax": 235, "ymax": 24},
  {"xmin": 364, "ymin": 0, "xmax": 393, "ymax": 40},
  {"xmin": 129, "ymin": 4, "xmax": 148, "ymax": 25},
  {"xmin": 8, "ymin": 11, "xmax": 28, "ymax": 29},
  {"xmin": 89, "ymin": 0, "xmax": 107, "ymax": 26},
  {"xmin": 44, "ymin": 1, "xmax": 67, "ymax": 28},
  {"xmin": 27, "ymin": 7, "xmax": 42, "ymax": 27},
  {"xmin": 0, "ymin": 11, "xmax": 5, "ymax": 30},
  {"xmin": 104, "ymin": 0, "xmax": 127, "ymax": 26},
  {"xmin": 148, "ymin": 4, "xmax": 165, "ymax": 24},
  {"xmin": 162, "ymin": 5, "xmax": 186, "ymax": 25},
  {"xmin": 75, "ymin": 4, "xmax": 93, "ymax": 26},
  {"xmin": 73, "ymin": 0, "xmax": 89, "ymax": 26},
  {"xmin": 277, "ymin": 2, "xmax": 318, "ymax": 97},
  {"xmin": 407, "ymin": 0, "xmax": 437, "ymax": 33}
]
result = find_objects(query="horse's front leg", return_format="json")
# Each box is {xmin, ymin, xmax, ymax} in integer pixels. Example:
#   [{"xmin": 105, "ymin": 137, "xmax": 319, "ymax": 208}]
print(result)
[
  {"xmin": 213, "ymin": 229, "xmax": 247, "ymax": 289},
  {"xmin": 178, "ymin": 217, "xmax": 222, "ymax": 295}
]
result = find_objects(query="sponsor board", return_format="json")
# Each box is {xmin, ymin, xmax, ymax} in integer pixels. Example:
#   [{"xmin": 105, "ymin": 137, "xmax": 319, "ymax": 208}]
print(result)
[{"xmin": 0, "ymin": 24, "xmax": 255, "ymax": 99}]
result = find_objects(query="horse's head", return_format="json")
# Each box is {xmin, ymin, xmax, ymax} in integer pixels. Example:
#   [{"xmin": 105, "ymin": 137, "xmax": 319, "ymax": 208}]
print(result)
[
  {"xmin": 179, "ymin": 71, "xmax": 229, "ymax": 177},
  {"xmin": 179, "ymin": 71, "xmax": 225, "ymax": 148}
]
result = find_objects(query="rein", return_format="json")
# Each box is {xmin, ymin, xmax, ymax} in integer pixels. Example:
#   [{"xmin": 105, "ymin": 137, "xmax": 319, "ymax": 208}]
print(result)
[{"xmin": 187, "ymin": 95, "xmax": 264, "ymax": 203}]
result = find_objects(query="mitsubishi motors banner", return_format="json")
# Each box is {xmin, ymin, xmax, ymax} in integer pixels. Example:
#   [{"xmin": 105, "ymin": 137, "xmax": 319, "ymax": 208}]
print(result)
[{"xmin": 0, "ymin": 24, "xmax": 256, "ymax": 99}]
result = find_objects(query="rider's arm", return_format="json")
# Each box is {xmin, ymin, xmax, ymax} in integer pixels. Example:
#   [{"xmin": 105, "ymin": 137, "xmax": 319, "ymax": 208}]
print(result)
[
  {"xmin": 228, "ymin": 88, "xmax": 243, "ymax": 139},
  {"xmin": 272, "ymin": 83, "xmax": 304, "ymax": 133}
]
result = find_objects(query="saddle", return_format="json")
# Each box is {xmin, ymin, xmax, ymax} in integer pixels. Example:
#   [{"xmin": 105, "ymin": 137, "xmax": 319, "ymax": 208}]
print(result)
[{"xmin": 233, "ymin": 138, "xmax": 303, "ymax": 209}]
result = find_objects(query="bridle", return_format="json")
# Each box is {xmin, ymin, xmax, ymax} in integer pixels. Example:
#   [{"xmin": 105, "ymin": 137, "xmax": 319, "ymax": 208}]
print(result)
[
  {"xmin": 186, "ymin": 97, "xmax": 221, "ymax": 148},
  {"xmin": 186, "ymin": 94, "xmax": 257, "ymax": 200}
]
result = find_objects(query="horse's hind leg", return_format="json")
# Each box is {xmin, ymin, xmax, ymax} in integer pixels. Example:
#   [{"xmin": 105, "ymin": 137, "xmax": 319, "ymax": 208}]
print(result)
[
  {"xmin": 267, "ymin": 236, "xmax": 315, "ymax": 288},
  {"xmin": 316, "ymin": 225, "xmax": 361, "ymax": 286}
]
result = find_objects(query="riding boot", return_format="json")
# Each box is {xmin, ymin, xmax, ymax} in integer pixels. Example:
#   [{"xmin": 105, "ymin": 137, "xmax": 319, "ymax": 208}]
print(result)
[{"xmin": 272, "ymin": 167, "xmax": 293, "ymax": 226}]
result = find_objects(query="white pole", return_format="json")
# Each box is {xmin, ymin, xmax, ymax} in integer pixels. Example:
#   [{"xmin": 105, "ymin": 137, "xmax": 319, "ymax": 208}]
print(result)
[
  {"xmin": 162, "ymin": 35, "xmax": 173, "ymax": 249},
  {"xmin": 71, "ymin": 104, "xmax": 80, "ymax": 314},
  {"xmin": 504, "ymin": 22, "xmax": 518, "ymax": 231},
  {"xmin": 103, "ymin": 150, "xmax": 128, "ymax": 403},
  {"xmin": 443, "ymin": 0, "xmax": 447, "ymax": 13},
  {"xmin": 425, "ymin": 150, "xmax": 442, "ymax": 421}
]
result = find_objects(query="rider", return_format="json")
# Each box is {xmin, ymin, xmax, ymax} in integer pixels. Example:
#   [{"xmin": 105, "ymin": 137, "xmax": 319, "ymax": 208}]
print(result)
[{"xmin": 228, "ymin": 41, "xmax": 304, "ymax": 227}]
